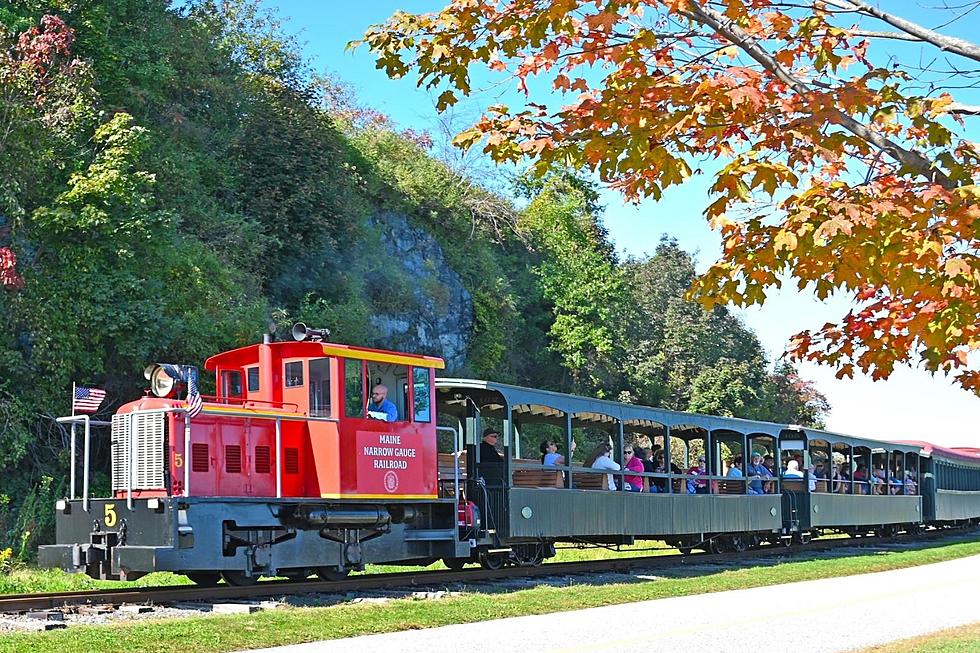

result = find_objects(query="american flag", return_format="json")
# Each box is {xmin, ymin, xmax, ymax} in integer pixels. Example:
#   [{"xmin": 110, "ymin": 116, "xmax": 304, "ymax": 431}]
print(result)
[
  {"xmin": 185, "ymin": 368, "xmax": 203, "ymax": 419},
  {"xmin": 73, "ymin": 386, "xmax": 106, "ymax": 414}
]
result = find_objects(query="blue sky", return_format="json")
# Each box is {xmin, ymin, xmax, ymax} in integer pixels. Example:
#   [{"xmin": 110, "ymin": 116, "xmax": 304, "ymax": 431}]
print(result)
[{"xmin": 262, "ymin": 1, "xmax": 980, "ymax": 446}]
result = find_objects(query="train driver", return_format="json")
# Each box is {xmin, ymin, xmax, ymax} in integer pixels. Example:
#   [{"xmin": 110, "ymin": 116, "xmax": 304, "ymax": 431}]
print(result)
[{"xmin": 367, "ymin": 384, "xmax": 398, "ymax": 422}]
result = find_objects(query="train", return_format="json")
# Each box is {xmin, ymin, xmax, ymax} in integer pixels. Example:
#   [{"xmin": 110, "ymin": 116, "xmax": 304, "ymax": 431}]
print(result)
[{"xmin": 38, "ymin": 326, "xmax": 980, "ymax": 583}]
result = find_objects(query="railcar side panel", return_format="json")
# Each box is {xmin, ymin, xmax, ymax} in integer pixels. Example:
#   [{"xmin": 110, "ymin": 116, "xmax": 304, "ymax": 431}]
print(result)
[
  {"xmin": 802, "ymin": 494, "xmax": 921, "ymax": 528},
  {"xmin": 934, "ymin": 490, "xmax": 980, "ymax": 521},
  {"xmin": 506, "ymin": 490, "xmax": 780, "ymax": 538}
]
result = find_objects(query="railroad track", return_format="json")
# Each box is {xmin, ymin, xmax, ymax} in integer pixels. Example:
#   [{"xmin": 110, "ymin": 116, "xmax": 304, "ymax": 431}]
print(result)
[{"xmin": 4, "ymin": 528, "xmax": 975, "ymax": 613}]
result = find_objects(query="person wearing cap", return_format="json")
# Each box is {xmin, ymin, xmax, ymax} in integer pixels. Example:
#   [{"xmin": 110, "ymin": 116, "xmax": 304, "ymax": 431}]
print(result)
[{"xmin": 480, "ymin": 428, "xmax": 504, "ymax": 462}]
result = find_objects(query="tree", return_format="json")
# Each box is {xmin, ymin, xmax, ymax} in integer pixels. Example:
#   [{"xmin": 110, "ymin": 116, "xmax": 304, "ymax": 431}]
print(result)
[
  {"xmin": 359, "ymin": 0, "xmax": 980, "ymax": 391},
  {"xmin": 516, "ymin": 171, "xmax": 632, "ymax": 395}
]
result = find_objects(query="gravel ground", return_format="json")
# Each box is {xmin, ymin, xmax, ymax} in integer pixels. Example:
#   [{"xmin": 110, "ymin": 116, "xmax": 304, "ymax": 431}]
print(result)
[{"xmin": 241, "ymin": 550, "xmax": 980, "ymax": 653}]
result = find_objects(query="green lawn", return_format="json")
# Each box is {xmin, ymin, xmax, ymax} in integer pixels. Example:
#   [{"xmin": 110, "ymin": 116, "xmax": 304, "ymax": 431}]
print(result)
[
  {"xmin": 848, "ymin": 623, "xmax": 980, "ymax": 653},
  {"xmin": 1, "ymin": 536, "xmax": 979, "ymax": 653}
]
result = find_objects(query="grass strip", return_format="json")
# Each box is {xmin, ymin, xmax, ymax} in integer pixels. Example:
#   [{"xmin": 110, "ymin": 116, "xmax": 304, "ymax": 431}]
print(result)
[
  {"xmin": 0, "ymin": 541, "xmax": 673, "ymax": 594},
  {"xmin": 1, "ymin": 537, "xmax": 979, "ymax": 653},
  {"xmin": 847, "ymin": 622, "xmax": 980, "ymax": 653}
]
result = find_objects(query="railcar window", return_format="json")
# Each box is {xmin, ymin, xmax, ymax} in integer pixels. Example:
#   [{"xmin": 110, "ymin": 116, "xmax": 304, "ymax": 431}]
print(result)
[
  {"xmin": 222, "ymin": 370, "xmax": 243, "ymax": 399},
  {"xmin": 309, "ymin": 358, "xmax": 331, "ymax": 417},
  {"xmin": 413, "ymin": 367, "xmax": 430, "ymax": 422},
  {"xmin": 345, "ymin": 359, "xmax": 364, "ymax": 418},
  {"xmin": 246, "ymin": 366, "xmax": 259, "ymax": 392},
  {"xmin": 285, "ymin": 361, "xmax": 304, "ymax": 388}
]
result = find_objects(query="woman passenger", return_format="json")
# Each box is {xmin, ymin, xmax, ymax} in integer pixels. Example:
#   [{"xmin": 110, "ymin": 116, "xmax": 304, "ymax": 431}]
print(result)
[
  {"xmin": 623, "ymin": 445, "xmax": 645, "ymax": 492},
  {"xmin": 583, "ymin": 442, "xmax": 620, "ymax": 491},
  {"xmin": 541, "ymin": 438, "xmax": 574, "ymax": 466}
]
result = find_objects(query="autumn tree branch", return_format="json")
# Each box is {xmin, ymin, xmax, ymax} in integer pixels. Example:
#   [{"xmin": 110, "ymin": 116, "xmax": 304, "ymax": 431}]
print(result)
[
  {"xmin": 828, "ymin": 0, "xmax": 980, "ymax": 63},
  {"xmin": 682, "ymin": 1, "xmax": 956, "ymax": 189}
]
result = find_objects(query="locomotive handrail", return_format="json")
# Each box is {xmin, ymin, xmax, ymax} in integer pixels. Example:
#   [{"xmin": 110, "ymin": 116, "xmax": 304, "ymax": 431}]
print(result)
[
  {"xmin": 56, "ymin": 415, "xmax": 111, "ymax": 513},
  {"xmin": 198, "ymin": 395, "xmax": 301, "ymax": 411},
  {"xmin": 58, "ymin": 406, "xmax": 343, "ymax": 511}
]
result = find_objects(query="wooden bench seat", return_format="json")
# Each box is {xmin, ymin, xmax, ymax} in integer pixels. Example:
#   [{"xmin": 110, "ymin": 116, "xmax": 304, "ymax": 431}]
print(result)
[
  {"xmin": 781, "ymin": 479, "xmax": 805, "ymax": 492},
  {"xmin": 512, "ymin": 468, "xmax": 563, "ymax": 488},
  {"xmin": 571, "ymin": 472, "xmax": 608, "ymax": 490},
  {"xmin": 717, "ymin": 480, "xmax": 745, "ymax": 495}
]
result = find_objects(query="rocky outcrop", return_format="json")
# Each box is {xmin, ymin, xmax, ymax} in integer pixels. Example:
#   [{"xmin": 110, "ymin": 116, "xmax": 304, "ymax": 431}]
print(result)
[{"xmin": 369, "ymin": 212, "xmax": 472, "ymax": 370}]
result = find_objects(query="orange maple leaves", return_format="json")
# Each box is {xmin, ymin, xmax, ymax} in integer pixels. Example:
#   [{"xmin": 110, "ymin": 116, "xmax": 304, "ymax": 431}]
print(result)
[{"xmin": 359, "ymin": 0, "xmax": 980, "ymax": 392}]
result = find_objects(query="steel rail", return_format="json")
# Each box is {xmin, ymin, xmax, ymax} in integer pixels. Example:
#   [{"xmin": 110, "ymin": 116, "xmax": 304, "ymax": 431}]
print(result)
[{"xmin": 5, "ymin": 527, "xmax": 975, "ymax": 613}]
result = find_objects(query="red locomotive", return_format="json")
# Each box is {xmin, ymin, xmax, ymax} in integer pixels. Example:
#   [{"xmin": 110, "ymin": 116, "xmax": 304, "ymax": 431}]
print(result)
[{"xmin": 41, "ymin": 325, "xmax": 474, "ymax": 584}]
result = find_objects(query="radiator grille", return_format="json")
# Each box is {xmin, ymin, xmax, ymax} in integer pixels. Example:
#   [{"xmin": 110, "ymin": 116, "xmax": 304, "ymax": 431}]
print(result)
[
  {"xmin": 225, "ymin": 445, "xmax": 242, "ymax": 474},
  {"xmin": 111, "ymin": 411, "xmax": 167, "ymax": 491},
  {"xmin": 191, "ymin": 443, "xmax": 209, "ymax": 472},
  {"xmin": 284, "ymin": 447, "xmax": 299, "ymax": 474},
  {"xmin": 254, "ymin": 446, "xmax": 271, "ymax": 474}
]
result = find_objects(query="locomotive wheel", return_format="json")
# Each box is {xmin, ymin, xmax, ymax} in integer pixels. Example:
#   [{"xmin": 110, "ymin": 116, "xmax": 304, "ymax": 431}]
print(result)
[
  {"xmin": 442, "ymin": 557, "xmax": 467, "ymax": 571},
  {"xmin": 708, "ymin": 537, "xmax": 727, "ymax": 554},
  {"xmin": 316, "ymin": 567, "xmax": 351, "ymax": 581},
  {"xmin": 185, "ymin": 572, "xmax": 221, "ymax": 586},
  {"xmin": 678, "ymin": 547, "xmax": 693, "ymax": 556},
  {"xmin": 478, "ymin": 551, "xmax": 507, "ymax": 570},
  {"xmin": 794, "ymin": 532, "xmax": 812, "ymax": 545},
  {"xmin": 221, "ymin": 571, "xmax": 258, "ymax": 586}
]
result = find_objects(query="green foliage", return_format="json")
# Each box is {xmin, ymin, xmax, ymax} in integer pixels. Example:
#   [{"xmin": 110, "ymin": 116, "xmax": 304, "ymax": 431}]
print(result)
[
  {"xmin": 0, "ymin": 0, "xmax": 828, "ymax": 560},
  {"xmin": 517, "ymin": 171, "xmax": 631, "ymax": 395}
]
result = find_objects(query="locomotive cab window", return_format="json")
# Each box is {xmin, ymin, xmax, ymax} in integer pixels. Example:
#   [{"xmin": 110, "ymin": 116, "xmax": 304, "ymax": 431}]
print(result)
[
  {"xmin": 345, "ymin": 358, "xmax": 364, "ymax": 418},
  {"xmin": 309, "ymin": 357, "xmax": 331, "ymax": 417},
  {"xmin": 413, "ymin": 367, "xmax": 431, "ymax": 422},
  {"xmin": 221, "ymin": 370, "xmax": 243, "ymax": 400},
  {"xmin": 246, "ymin": 366, "xmax": 260, "ymax": 392},
  {"xmin": 367, "ymin": 361, "xmax": 408, "ymax": 422},
  {"xmin": 285, "ymin": 361, "xmax": 304, "ymax": 388}
]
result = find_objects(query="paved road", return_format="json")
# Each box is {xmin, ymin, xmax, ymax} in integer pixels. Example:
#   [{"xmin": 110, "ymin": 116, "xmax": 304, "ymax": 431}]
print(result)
[{"xmin": 244, "ymin": 553, "xmax": 980, "ymax": 653}]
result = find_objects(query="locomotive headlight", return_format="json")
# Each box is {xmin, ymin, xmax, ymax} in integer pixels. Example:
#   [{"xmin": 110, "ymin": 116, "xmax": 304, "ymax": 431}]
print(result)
[{"xmin": 144, "ymin": 364, "xmax": 176, "ymax": 397}]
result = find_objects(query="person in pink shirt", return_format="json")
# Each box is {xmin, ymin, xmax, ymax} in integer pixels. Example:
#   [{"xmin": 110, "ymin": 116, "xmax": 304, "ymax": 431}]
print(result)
[{"xmin": 623, "ymin": 445, "xmax": 645, "ymax": 492}]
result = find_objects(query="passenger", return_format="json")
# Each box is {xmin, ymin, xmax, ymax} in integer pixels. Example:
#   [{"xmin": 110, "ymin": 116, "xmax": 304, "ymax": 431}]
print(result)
[
  {"xmin": 541, "ymin": 438, "xmax": 575, "ymax": 466},
  {"xmin": 871, "ymin": 467, "xmax": 886, "ymax": 495},
  {"xmin": 367, "ymin": 384, "xmax": 398, "ymax": 422},
  {"xmin": 726, "ymin": 454, "xmax": 744, "ymax": 478},
  {"xmin": 808, "ymin": 462, "xmax": 826, "ymax": 492},
  {"xmin": 853, "ymin": 464, "xmax": 869, "ymax": 494},
  {"xmin": 687, "ymin": 456, "xmax": 708, "ymax": 494},
  {"xmin": 837, "ymin": 463, "xmax": 851, "ymax": 493},
  {"xmin": 888, "ymin": 468, "xmax": 903, "ymax": 495},
  {"xmin": 831, "ymin": 463, "xmax": 846, "ymax": 494},
  {"xmin": 746, "ymin": 452, "xmax": 767, "ymax": 495},
  {"xmin": 636, "ymin": 447, "xmax": 658, "ymax": 493},
  {"xmin": 904, "ymin": 470, "xmax": 917, "ymax": 495},
  {"xmin": 783, "ymin": 459, "xmax": 804, "ymax": 478},
  {"xmin": 763, "ymin": 455, "xmax": 776, "ymax": 475},
  {"xmin": 583, "ymin": 442, "xmax": 620, "ymax": 491},
  {"xmin": 479, "ymin": 428, "xmax": 504, "ymax": 463},
  {"xmin": 623, "ymin": 445, "xmax": 645, "ymax": 492}
]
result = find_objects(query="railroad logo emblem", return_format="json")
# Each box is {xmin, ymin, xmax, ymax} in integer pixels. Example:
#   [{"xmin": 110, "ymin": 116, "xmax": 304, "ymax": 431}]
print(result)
[{"xmin": 384, "ymin": 471, "xmax": 399, "ymax": 493}]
